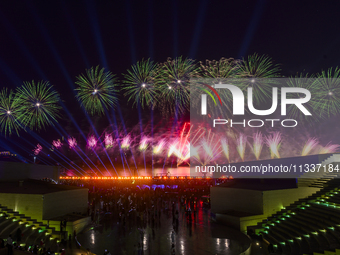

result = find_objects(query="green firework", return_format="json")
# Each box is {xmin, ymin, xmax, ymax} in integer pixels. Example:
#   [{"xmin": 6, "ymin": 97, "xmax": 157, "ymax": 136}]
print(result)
[
  {"xmin": 237, "ymin": 53, "xmax": 281, "ymax": 78},
  {"xmin": 75, "ymin": 66, "xmax": 117, "ymax": 115},
  {"xmin": 236, "ymin": 53, "xmax": 281, "ymax": 103},
  {"xmin": 0, "ymin": 88, "xmax": 22, "ymax": 136},
  {"xmin": 16, "ymin": 81, "xmax": 61, "ymax": 131},
  {"xmin": 158, "ymin": 57, "xmax": 199, "ymax": 116},
  {"xmin": 198, "ymin": 58, "xmax": 240, "ymax": 116},
  {"xmin": 199, "ymin": 57, "xmax": 239, "ymax": 79},
  {"xmin": 122, "ymin": 59, "xmax": 159, "ymax": 109},
  {"xmin": 313, "ymin": 67, "xmax": 340, "ymax": 118},
  {"xmin": 285, "ymin": 73, "xmax": 319, "ymax": 122}
]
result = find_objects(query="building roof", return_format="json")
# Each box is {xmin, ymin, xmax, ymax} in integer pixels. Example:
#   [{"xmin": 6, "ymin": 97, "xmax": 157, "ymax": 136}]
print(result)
[
  {"xmin": 0, "ymin": 179, "xmax": 87, "ymax": 194},
  {"xmin": 216, "ymin": 178, "xmax": 297, "ymax": 191}
]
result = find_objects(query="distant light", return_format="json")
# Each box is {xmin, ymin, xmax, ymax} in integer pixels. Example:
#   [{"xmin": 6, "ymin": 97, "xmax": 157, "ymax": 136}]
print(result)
[
  {"xmin": 36, "ymin": 103, "xmax": 40, "ymax": 107},
  {"xmin": 7, "ymin": 111, "xmax": 11, "ymax": 115},
  {"xmin": 168, "ymin": 86, "xmax": 172, "ymax": 89},
  {"xmin": 251, "ymin": 79, "xmax": 255, "ymax": 83},
  {"xmin": 94, "ymin": 89, "xmax": 98, "ymax": 93},
  {"xmin": 225, "ymin": 239, "xmax": 229, "ymax": 248},
  {"xmin": 328, "ymin": 91, "xmax": 333, "ymax": 96},
  {"xmin": 177, "ymin": 80, "xmax": 181, "ymax": 83},
  {"xmin": 142, "ymin": 83, "xmax": 146, "ymax": 87}
]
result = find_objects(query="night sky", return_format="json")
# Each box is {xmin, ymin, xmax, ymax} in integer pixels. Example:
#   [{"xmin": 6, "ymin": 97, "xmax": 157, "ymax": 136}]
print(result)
[{"xmin": 1, "ymin": 0, "xmax": 340, "ymax": 162}]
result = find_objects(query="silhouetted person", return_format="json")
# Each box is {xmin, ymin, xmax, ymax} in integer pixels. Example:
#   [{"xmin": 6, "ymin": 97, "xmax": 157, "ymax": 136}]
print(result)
[
  {"xmin": 7, "ymin": 235, "xmax": 13, "ymax": 255},
  {"xmin": 33, "ymin": 244, "xmax": 38, "ymax": 254},
  {"xmin": 0, "ymin": 238, "xmax": 5, "ymax": 248},
  {"xmin": 171, "ymin": 243, "xmax": 175, "ymax": 255},
  {"xmin": 63, "ymin": 219, "xmax": 67, "ymax": 240},
  {"xmin": 175, "ymin": 210, "xmax": 179, "ymax": 227},
  {"xmin": 268, "ymin": 243, "xmax": 274, "ymax": 253},
  {"xmin": 171, "ymin": 230, "xmax": 175, "ymax": 244},
  {"xmin": 16, "ymin": 228, "xmax": 22, "ymax": 243},
  {"xmin": 137, "ymin": 243, "xmax": 142, "ymax": 255}
]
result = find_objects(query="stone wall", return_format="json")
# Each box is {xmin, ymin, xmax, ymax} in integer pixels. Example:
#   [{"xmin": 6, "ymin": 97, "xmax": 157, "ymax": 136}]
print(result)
[
  {"xmin": 211, "ymin": 186, "xmax": 320, "ymax": 232},
  {"xmin": 262, "ymin": 187, "xmax": 320, "ymax": 217},
  {"xmin": 0, "ymin": 193, "xmax": 43, "ymax": 220},
  {"xmin": 0, "ymin": 161, "xmax": 59, "ymax": 181},
  {"xmin": 0, "ymin": 189, "xmax": 88, "ymax": 222},
  {"xmin": 211, "ymin": 187, "xmax": 263, "ymax": 215},
  {"xmin": 43, "ymin": 189, "xmax": 88, "ymax": 220}
]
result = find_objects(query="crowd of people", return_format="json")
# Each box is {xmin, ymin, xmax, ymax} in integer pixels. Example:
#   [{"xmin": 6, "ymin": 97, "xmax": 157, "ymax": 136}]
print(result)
[
  {"xmin": 0, "ymin": 178, "xmax": 227, "ymax": 255},
  {"xmin": 60, "ymin": 178, "xmax": 219, "ymax": 254},
  {"xmin": 1, "ymin": 233, "xmax": 61, "ymax": 255}
]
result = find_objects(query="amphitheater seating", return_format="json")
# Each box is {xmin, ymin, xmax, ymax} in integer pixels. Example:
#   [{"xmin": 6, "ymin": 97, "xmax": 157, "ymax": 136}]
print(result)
[
  {"xmin": 252, "ymin": 176, "xmax": 340, "ymax": 254},
  {"xmin": 0, "ymin": 204, "xmax": 65, "ymax": 251}
]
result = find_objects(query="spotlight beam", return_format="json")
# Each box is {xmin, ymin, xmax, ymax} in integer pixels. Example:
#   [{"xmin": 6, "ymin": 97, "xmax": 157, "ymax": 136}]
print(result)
[
  {"xmin": 125, "ymin": 0, "xmax": 137, "ymax": 63},
  {"xmin": 0, "ymin": 136, "xmax": 34, "ymax": 164},
  {"xmin": 27, "ymin": 131, "xmax": 86, "ymax": 176},
  {"xmin": 85, "ymin": 0, "xmax": 108, "ymax": 68},
  {"xmin": 237, "ymin": 0, "xmax": 266, "ymax": 58},
  {"xmin": 188, "ymin": 0, "xmax": 209, "ymax": 58}
]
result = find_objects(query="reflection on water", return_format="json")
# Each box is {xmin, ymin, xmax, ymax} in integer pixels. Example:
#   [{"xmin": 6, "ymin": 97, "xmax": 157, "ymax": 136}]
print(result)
[
  {"xmin": 77, "ymin": 204, "xmax": 250, "ymax": 255},
  {"xmin": 90, "ymin": 231, "xmax": 95, "ymax": 244}
]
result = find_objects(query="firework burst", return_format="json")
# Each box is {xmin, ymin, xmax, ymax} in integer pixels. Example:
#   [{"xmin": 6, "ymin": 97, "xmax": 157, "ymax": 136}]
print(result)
[
  {"xmin": 190, "ymin": 145, "xmax": 199, "ymax": 159},
  {"xmin": 236, "ymin": 133, "xmax": 247, "ymax": 161},
  {"xmin": 68, "ymin": 137, "xmax": 77, "ymax": 149},
  {"xmin": 168, "ymin": 141, "xmax": 190, "ymax": 166},
  {"xmin": 189, "ymin": 79, "xmax": 236, "ymax": 118},
  {"xmin": 0, "ymin": 88, "xmax": 22, "ymax": 136},
  {"xmin": 237, "ymin": 53, "xmax": 281, "ymax": 78},
  {"xmin": 87, "ymin": 135, "xmax": 97, "ymax": 149},
  {"xmin": 252, "ymin": 132, "xmax": 263, "ymax": 160},
  {"xmin": 158, "ymin": 57, "xmax": 199, "ymax": 116},
  {"xmin": 168, "ymin": 123, "xmax": 198, "ymax": 166},
  {"xmin": 122, "ymin": 59, "xmax": 159, "ymax": 109},
  {"xmin": 235, "ymin": 53, "xmax": 281, "ymax": 103},
  {"xmin": 16, "ymin": 81, "xmax": 61, "ymax": 131},
  {"xmin": 121, "ymin": 135, "xmax": 131, "ymax": 149},
  {"xmin": 266, "ymin": 132, "xmax": 282, "ymax": 159},
  {"xmin": 153, "ymin": 139, "xmax": 166, "ymax": 155},
  {"xmin": 197, "ymin": 130, "xmax": 222, "ymax": 165},
  {"xmin": 313, "ymin": 67, "xmax": 340, "ymax": 118},
  {"xmin": 301, "ymin": 138, "xmax": 319, "ymax": 156},
  {"xmin": 75, "ymin": 66, "xmax": 117, "ymax": 115},
  {"xmin": 104, "ymin": 133, "xmax": 114, "ymax": 149},
  {"xmin": 52, "ymin": 139, "xmax": 63, "ymax": 149},
  {"xmin": 319, "ymin": 142, "xmax": 340, "ymax": 154},
  {"xmin": 221, "ymin": 139, "xmax": 230, "ymax": 162},
  {"xmin": 199, "ymin": 58, "xmax": 238, "ymax": 78},
  {"xmin": 139, "ymin": 137, "xmax": 149, "ymax": 151},
  {"xmin": 33, "ymin": 144, "xmax": 42, "ymax": 155},
  {"xmin": 201, "ymin": 140, "xmax": 214, "ymax": 160},
  {"xmin": 285, "ymin": 74, "xmax": 318, "ymax": 122}
]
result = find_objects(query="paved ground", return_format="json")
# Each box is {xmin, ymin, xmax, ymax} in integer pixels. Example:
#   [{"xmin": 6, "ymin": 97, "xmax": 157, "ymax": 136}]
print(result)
[{"xmin": 76, "ymin": 204, "xmax": 251, "ymax": 255}]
